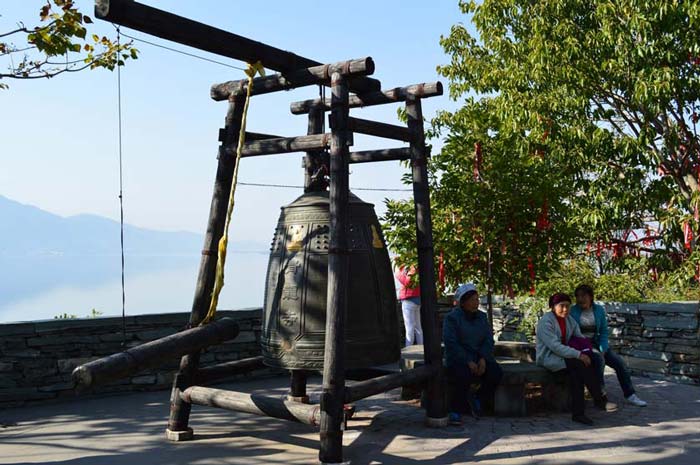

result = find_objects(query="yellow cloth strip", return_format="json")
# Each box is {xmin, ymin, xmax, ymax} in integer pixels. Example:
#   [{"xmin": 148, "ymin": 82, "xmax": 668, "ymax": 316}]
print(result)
[{"xmin": 201, "ymin": 61, "xmax": 265, "ymax": 325}]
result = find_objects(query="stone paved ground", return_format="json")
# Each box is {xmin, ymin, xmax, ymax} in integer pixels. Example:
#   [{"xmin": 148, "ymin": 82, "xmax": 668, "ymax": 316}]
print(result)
[{"xmin": 1, "ymin": 372, "xmax": 698, "ymax": 464}]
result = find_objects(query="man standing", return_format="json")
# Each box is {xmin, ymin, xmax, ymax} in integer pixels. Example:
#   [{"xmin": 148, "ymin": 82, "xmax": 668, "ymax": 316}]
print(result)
[{"xmin": 443, "ymin": 283, "xmax": 502, "ymax": 424}]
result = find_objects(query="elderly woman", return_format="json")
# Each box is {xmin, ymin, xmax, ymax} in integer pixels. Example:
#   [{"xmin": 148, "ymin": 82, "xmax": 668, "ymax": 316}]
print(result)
[
  {"xmin": 536, "ymin": 292, "xmax": 615, "ymax": 425},
  {"xmin": 443, "ymin": 283, "xmax": 502, "ymax": 425},
  {"xmin": 571, "ymin": 284, "xmax": 647, "ymax": 407}
]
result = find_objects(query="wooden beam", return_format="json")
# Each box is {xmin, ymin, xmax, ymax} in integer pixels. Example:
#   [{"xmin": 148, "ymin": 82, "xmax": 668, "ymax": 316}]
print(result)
[
  {"xmin": 348, "ymin": 148, "xmax": 412, "ymax": 164},
  {"xmin": 196, "ymin": 356, "xmax": 266, "ymax": 384},
  {"xmin": 347, "ymin": 117, "xmax": 412, "ymax": 142},
  {"xmin": 72, "ymin": 317, "xmax": 240, "ymax": 388},
  {"xmin": 290, "ymin": 82, "xmax": 443, "ymax": 114},
  {"xmin": 231, "ymin": 133, "xmax": 331, "ymax": 158},
  {"xmin": 211, "ymin": 58, "xmax": 375, "ymax": 100},
  {"xmin": 94, "ymin": 0, "xmax": 380, "ymax": 94},
  {"xmin": 344, "ymin": 365, "xmax": 435, "ymax": 403},
  {"xmin": 182, "ymin": 386, "xmax": 322, "ymax": 426}
]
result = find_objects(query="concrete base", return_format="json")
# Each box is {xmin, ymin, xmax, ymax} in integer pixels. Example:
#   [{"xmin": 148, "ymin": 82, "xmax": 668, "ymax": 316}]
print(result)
[
  {"xmin": 165, "ymin": 427, "xmax": 193, "ymax": 442},
  {"xmin": 425, "ymin": 416, "xmax": 449, "ymax": 428},
  {"xmin": 287, "ymin": 395, "xmax": 310, "ymax": 403}
]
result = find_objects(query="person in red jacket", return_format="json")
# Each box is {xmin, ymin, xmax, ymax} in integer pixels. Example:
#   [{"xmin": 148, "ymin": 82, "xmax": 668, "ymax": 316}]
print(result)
[{"xmin": 395, "ymin": 265, "xmax": 423, "ymax": 347}]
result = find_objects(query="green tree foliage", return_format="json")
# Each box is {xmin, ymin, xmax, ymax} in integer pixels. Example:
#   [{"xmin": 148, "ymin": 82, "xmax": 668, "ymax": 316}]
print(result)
[
  {"xmin": 385, "ymin": 0, "xmax": 700, "ymax": 295},
  {"xmin": 1, "ymin": 0, "xmax": 137, "ymax": 89}
]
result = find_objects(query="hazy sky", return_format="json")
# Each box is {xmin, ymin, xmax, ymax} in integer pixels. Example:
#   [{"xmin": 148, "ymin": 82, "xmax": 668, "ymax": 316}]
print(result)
[{"xmin": 1, "ymin": 1, "xmax": 467, "ymax": 244}]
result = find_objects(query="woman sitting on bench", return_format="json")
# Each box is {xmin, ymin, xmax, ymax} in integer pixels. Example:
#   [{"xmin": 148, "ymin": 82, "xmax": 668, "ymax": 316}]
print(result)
[
  {"xmin": 536, "ymin": 292, "xmax": 616, "ymax": 425},
  {"xmin": 443, "ymin": 283, "xmax": 502, "ymax": 425}
]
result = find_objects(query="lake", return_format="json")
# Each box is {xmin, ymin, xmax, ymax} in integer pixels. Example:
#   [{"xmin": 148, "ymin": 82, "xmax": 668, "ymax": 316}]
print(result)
[{"xmin": 0, "ymin": 253, "xmax": 269, "ymax": 323}]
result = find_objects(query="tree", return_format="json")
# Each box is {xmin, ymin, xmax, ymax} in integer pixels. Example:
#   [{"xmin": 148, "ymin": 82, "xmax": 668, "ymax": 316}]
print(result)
[
  {"xmin": 389, "ymin": 0, "xmax": 700, "ymax": 292},
  {"xmin": 1, "ymin": 0, "xmax": 136, "ymax": 89}
]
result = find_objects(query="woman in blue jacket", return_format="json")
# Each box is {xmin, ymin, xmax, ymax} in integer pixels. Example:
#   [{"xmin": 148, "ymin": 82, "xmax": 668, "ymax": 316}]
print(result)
[
  {"xmin": 443, "ymin": 283, "xmax": 502, "ymax": 425},
  {"xmin": 570, "ymin": 284, "xmax": 647, "ymax": 407}
]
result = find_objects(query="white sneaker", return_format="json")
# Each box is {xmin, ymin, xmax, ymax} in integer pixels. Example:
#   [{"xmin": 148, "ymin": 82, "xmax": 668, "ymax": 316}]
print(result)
[{"xmin": 625, "ymin": 394, "xmax": 647, "ymax": 407}]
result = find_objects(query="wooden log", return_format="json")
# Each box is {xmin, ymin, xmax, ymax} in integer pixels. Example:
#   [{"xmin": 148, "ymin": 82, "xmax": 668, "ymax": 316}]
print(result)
[
  {"xmin": 94, "ymin": 0, "xmax": 380, "ymax": 94},
  {"xmin": 167, "ymin": 94, "xmax": 246, "ymax": 437},
  {"xmin": 319, "ymin": 72, "xmax": 350, "ymax": 464},
  {"xmin": 290, "ymin": 82, "xmax": 443, "ymax": 114},
  {"xmin": 348, "ymin": 148, "xmax": 412, "ymax": 164},
  {"xmin": 344, "ymin": 365, "xmax": 435, "ymax": 403},
  {"xmin": 347, "ymin": 117, "xmax": 412, "ymax": 142},
  {"xmin": 182, "ymin": 386, "xmax": 322, "ymax": 426},
  {"xmin": 72, "ymin": 317, "xmax": 240, "ymax": 388},
  {"xmin": 406, "ymin": 95, "xmax": 448, "ymax": 427},
  {"xmin": 196, "ymin": 356, "xmax": 266, "ymax": 385},
  {"xmin": 219, "ymin": 130, "xmax": 283, "ymax": 142},
  {"xmin": 211, "ymin": 57, "xmax": 375, "ymax": 100},
  {"xmin": 232, "ymin": 133, "xmax": 331, "ymax": 158}
]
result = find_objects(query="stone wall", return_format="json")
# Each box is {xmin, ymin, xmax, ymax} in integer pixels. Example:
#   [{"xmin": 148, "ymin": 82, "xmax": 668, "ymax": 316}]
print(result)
[
  {"xmin": 2, "ymin": 301, "xmax": 697, "ymax": 408},
  {"xmin": 491, "ymin": 301, "xmax": 699, "ymax": 385},
  {"xmin": 0, "ymin": 310, "xmax": 262, "ymax": 409}
]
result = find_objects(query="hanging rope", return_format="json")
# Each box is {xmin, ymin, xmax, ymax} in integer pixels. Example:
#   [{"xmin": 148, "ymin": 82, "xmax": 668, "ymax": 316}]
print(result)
[
  {"xmin": 116, "ymin": 26, "xmax": 127, "ymax": 344},
  {"xmin": 200, "ymin": 61, "xmax": 265, "ymax": 325}
]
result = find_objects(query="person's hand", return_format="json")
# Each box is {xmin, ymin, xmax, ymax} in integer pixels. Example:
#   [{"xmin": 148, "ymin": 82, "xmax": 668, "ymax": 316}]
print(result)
[
  {"xmin": 579, "ymin": 353, "xmax": 591, "ymax": 367},
  {"xmin": 477, "ymin": 358, "xmax": 486, "ymax": 376},
  {"xmin": 468, "ymin": 361, "xmax": 479, "ymax": 375}
]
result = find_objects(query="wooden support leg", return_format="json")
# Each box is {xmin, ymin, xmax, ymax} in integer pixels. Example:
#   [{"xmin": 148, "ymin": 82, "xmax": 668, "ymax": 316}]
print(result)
[
  {"xmin": 406, "ymin": 95, "xmax": 448, "ymax": 427},
  {"xmin": 288, "ymin": 370, "xmax": 310, "ymax": 403},
  {"xmin": 166, "ymin": 95, "xmax": 246, "ymax": 441},
  {"xmin": 319, "ymin": 72, "xmax": 350, "ymax": 465}
]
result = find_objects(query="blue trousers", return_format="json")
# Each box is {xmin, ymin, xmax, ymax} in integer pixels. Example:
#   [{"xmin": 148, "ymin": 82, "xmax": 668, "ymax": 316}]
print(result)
[{"xmin": 597, "ymin": 349, "xmax": 636, "ymax": 398}]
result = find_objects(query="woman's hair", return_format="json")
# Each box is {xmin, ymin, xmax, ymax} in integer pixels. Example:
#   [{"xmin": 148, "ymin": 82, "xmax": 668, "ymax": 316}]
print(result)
[
  {"xmin": 548, "ymin": 292, "xmax": 572, "ymax": 308},
  {"xmin": 574, "ymin": 284, "xmax": 594, "ymax": 300}
]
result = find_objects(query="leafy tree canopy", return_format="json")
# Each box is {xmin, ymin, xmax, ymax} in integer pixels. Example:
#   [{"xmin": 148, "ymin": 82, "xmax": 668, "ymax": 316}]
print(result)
[{"xmin": 1, "ymin": 0, "xmax": 137, "ymax": 89}]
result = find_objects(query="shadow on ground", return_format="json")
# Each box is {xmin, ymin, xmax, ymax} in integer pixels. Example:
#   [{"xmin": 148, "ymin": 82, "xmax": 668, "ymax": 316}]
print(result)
[{"xmin": 1, "ymin": 374, "xmax": 699, "ymax": 465}]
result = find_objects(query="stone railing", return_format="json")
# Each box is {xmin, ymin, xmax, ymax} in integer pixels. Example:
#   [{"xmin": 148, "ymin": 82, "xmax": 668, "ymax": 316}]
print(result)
[{"xmin": 0, "ymin": 309, "xmax": 262, "ymax": 409}]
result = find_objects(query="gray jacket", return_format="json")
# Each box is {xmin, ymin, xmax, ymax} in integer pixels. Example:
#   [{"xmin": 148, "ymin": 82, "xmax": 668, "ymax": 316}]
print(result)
[{"xmin": 535, "ymin": 311, "xmax": 583, "ymax": 372}]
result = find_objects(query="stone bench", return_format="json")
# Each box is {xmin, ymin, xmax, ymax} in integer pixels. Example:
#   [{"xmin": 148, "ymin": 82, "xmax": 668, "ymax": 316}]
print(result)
[{"xmin": 400, "ymin": 343, "xmax": 570, "ymax": 416}]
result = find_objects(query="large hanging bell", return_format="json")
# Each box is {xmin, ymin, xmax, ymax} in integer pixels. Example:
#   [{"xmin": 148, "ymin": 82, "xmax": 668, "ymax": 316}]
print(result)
[{"xmin": 261, "ymin": 191, "xmax": 400, "ymax": 370}]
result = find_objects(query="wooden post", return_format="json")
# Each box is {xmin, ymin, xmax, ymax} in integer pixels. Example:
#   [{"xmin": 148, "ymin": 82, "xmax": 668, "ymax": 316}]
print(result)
[
  {"xmin": 406, "ymin": 95, "xmax": 448, "ymax": 427},
  {"xmin": 165, "ymin": 94, "xmax": 246, "ymax": 441},
  {"xmin": 289, "ymin": 370, "xmax": 310, "ymax": 403},
  {"xmin": 305, "ymin": 107, "xmax": 326, "ymax": 192},
  {"xmin": 319, "ymin": 72, "xmax": 350, "ymax": 464}
]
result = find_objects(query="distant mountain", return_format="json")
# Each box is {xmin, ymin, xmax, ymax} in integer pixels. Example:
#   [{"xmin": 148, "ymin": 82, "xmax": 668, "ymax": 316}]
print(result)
[{"xmin": 0, "ymin": 195, "xmax": 267, "ymax": 257}]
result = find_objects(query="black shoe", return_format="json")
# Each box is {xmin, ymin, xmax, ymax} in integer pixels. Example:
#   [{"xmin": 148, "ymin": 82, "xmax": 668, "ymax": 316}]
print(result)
[{"xmin": 572, "ymin": 414, "xmax": 594, "ymax": 425}]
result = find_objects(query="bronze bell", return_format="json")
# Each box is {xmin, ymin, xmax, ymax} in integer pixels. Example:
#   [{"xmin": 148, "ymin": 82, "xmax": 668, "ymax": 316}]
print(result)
[{"xmin": 261, "ymin": 191, "xmax": 400, "ymax": 370}]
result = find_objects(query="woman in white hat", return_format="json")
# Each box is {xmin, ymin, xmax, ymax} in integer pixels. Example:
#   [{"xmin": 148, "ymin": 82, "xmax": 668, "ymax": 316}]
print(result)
[{"xmin": 443, "ymin": 283, "xmax": 502, "ymax": 425}]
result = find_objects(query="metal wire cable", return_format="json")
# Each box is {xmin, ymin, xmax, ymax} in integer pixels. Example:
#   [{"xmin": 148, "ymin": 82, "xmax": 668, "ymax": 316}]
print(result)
[
  {"xmin": 116, "ymin": 27, "xmax": 127, "ymax": 345},
  {"xmin": 115, "ymin": 28, "xmax": 247, "ymax": 71}
]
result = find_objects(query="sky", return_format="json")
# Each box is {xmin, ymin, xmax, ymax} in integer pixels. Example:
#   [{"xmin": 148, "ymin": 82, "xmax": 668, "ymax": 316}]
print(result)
[{"xmin": 1, "ymin": 0, "xmax": 467, "ymax": 245}]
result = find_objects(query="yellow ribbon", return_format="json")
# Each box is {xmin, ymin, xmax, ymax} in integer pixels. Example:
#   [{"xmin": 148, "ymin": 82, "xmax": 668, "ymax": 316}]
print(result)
[{"xmin": 201, "ymin": 61, "xmax": 265, "ymax": 325}]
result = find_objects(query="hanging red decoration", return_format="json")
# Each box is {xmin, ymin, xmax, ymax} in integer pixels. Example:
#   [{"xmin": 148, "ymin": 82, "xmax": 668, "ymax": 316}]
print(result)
[
  {"xmin": 438, "ymin": 250, "xmax": 445, "ymax": 290},
  {"xmin": 683, "ymin": 221, "xmax": 693, "ymax": 250},
  {"xmin": 536, "ymin": 198, "xmax": 550, "ymax": 231},
  {"xmin": 527, "ymin": 257, "xmax": 536, "ymax": 296}
]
